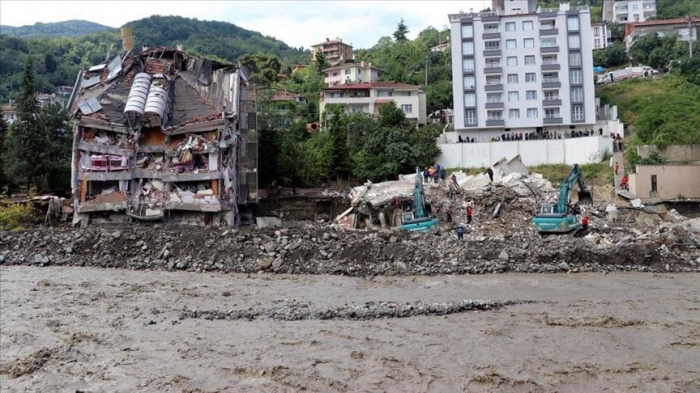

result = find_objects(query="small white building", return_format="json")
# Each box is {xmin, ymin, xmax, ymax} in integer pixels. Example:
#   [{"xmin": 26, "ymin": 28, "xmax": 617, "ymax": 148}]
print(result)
[
  {"xmin": 322, "ymin": 60, "xmax": 383, "ymax": 87},
  {"xmin": 592, "ymin": 22, "xmax": 611, "ymax": 50},
  {"xmin": 603, "ymin": 0, "xmax": 656, "ymax": 23},
  {"xmin": 319, "ymin": 82, "xmax": 427, "ymax": 124},
  {"xmin": 624, "ymin": 17, "xmax": 699, "ymax": 50}
]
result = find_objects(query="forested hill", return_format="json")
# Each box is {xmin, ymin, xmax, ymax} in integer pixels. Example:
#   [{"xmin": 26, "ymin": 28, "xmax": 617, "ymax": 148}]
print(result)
[
  {"xmin": 0, "ymin": 16, "xmax": 309, "ymax": 103},
  {"xmin": 0, "ymin": 20, "xmax": 111, "ymax": 38}
]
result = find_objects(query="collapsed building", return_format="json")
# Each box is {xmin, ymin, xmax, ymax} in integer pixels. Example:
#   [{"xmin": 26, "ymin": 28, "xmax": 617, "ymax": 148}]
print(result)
[{"xmin": 67, "ymin": 43, "xmax": 258, "ymax": 227}]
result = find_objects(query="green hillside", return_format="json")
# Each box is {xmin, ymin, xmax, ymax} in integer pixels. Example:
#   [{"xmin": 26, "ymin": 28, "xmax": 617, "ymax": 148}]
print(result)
[
  {"xmin": 0, "ymin": 16, "xmax": 309, "ymax": 103},
  {"xmin": 0, "ymin": 20, "xmax": 111, "ymax": 38}
]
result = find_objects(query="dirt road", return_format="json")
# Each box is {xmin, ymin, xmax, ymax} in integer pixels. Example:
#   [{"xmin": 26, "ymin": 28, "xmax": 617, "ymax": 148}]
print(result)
[{"xmin": 1, "ymin": 266, "xmax": 699, "ymax": 392}]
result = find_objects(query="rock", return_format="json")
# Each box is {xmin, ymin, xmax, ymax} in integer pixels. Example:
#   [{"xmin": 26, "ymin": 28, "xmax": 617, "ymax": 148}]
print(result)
[
  {"xmin": 272, "ymin": 259, "xmax": 283, "ymax": 268},
  {"xmin": 395, "ymin": 261, "xmax": 407, "ymax": 271},
  {"xmin": 263, "ymin": 242, "xmax": 276, "ymax": 254},
  {"xmin": 257, "ymin": 258, "xmax": 273, "ymax": 269},
  {"xmin": 389, "ymin": 236, "xmax": 398, "ymax": 244},
  {"xmin": 176, "ymin": 261, "xmax": 188, "ymax": 270},
  {"xmin": 111, "ymin": 230, "xmax": 122, "ymax": 239},
  {"xmin": 631, "ymin": 199, "xmax": 643, "ymax": 208},
  {"xmin": 167, "ymin": 261, "xmax": 176, "ymax": 269},
  {"xmin": 498, "ymin": 251, "xmax": 509, "ymax": 261},
  {"xmin": 322, "ymin": 233, "xmax": 330, "ymax": 241},
  {"xmin": 558, "ymin": 262, "xmax": 570, "ymax": 270}
]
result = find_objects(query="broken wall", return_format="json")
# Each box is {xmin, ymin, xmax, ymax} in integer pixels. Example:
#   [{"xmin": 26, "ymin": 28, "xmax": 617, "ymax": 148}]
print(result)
[{"xmin": 629, "ymin": 165, "xmax": 700, "ymax": 201}]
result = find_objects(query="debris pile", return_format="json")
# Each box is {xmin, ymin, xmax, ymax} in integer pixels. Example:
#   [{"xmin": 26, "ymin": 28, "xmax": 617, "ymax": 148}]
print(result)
[{"xmin": 1, "ymin": 219, "xmax": 697, "ymax": 275}]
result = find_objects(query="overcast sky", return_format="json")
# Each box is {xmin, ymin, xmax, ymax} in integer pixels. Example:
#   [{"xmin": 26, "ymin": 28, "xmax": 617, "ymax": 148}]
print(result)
[{"xmin": 0, "ymin": 1, "xmax": 490, "ymax": 49}]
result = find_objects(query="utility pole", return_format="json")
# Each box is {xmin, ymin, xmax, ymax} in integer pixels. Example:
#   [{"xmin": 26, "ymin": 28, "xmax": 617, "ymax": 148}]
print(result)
[
  {"xmin": 425, "ymin": 53, "xmax": 429, "ymax": 88},
  {"xmin": 688, "ymin": 16, "xmax": 694, "ymax": 58}
]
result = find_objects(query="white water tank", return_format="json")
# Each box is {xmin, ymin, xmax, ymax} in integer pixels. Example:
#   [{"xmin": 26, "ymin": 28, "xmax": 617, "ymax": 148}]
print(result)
[
  {"xmin": 144, "ymin": 85, "xmax": 167, "ymax": 118},
  {"xmin": 124, "ymin": 73, "xmax": 152, "ymax": 114}
]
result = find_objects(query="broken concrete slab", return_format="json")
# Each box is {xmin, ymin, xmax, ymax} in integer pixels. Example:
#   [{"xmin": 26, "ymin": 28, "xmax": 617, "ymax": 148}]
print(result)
[
  {"xmin": 256, "ymin": 217, "xmax": 282, "ymax": 228},
  {"xmin": 631, "ymin": 199, "xmax": 643, "ymax": 208}
]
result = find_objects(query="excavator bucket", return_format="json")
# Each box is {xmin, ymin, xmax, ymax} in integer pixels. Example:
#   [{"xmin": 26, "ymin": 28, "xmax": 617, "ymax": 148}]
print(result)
[{"xmin": 577, "ymin": 187, "xmax": 593, "ymax": 205}]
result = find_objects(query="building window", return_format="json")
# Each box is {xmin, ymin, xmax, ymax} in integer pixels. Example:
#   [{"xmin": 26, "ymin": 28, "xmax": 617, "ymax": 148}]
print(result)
[
  {"xmin": 486, "ymin": 59, "xmax": 501, "ymax": 68},
  {"xmin": 651, "ymin": 174, "xmax": 657, "ymax": 193},
  {"xmin": 542, "ymin": 55, "xmax": 557, "ymax": 65},
  {"xmin": 464, "ymin": 93, "xmax": 476, "ymax": 107},
  {"xmin": 332, "ymin": 72, "xmax": 339, "ymax": 77},
  {"xmin": 507, "ymin": 74, "xmax": 518, "ymax": 83},
  {"xmin": 462, "ymin": 24, "xmax": 473, "ymax": 38},
  {"xmin": 525, "ymin": 72, "xmax": 536, "ymax": 82},
  {"xmin": 506, "ymin": 39, "xmax": 517, "ymax": 49},
  {"xmin": 345, "ymin": 69, "xmax": 351, "ymax": 75},
  {"xmin": 570, "ymin": 69, "xmax": 583, "ymax": 84},
  {"xmin": 506, "ymin": 22, "xmax": 516, "ymax": 32},
  {"xmin": 401, "ymin": 104, "xmax": 413, "ymax": 114},
  {"xmin": 509, "ymin": 109, "xmax": 520, "ymax": 119},
  {"xmin": 568, "ymin": 35, "xmax": 581, "ymax": 49},
  {"xmin": 377, "ymin": 90, "xmax": 393, "ymax": 97},
  {"xmin": 594, "ymin": 27, "xmax": 601, "ymax": 36},
  {"xmin": 572, "ymin": 105, "xmax": 584, "ymax": 120},
  {"xmin": 351, "ymin": 105, "xmax": 363, "ymax": 113},
  {"xmin": 486, "ymin": 75, "xmax": 501, "ymax": 85},
  {"xmin": 485, "ymin": 40, "xmax": 500, "ymax": 50},
  {"xmin": 329, "ymin": 92, "xmax": 343, "ymax": 98},
  {"xmin": 567, "ymin": 17, "xmax": 579, "ymax": 31},
  {"xmin": 571, "ymin": 87, "xmax": 583, "ymax": 102},
  {"xmin": 464, "ymin": 75, "xmax": 475, "ymax": 89},
  {"xmin": 527, "ymin": 108, "xmax": 538, "ymax": 118},
  {"xmin": 569, "ymin": 52, "xmax": 582, "ymax": 67},
  {"xmin": 524, "ymin": 38, "xmax": 535, "ymax": 48},
  {"xmin": 526, "ymin": 90, "xmax": 537, "ymax": 100},
  {"xmin": 487, "ymin": 110, "xmax": 503, "ymax": 120},
  {"xmin": 544, "ymin": 90, "xmax": 559, "ymax": 100},
  {"xmin": 508, "ymin": 91, "xmax": 519, "ymax": 101},
  {"xmin": 541, "ymin": 20, "xmax": 556, "ymax": 30},
  {"xmin": 545, "ymin": 108, "xmax": 560, "ymax": 118},
  {"xmin": 487, "ymin": 93, "xmax": 502, "ymax": 103},
  {"xmin": 484, "ymin": 24, "xmax": 499, "ymax": 32},
  {"xmin": 632, "ymin": 4, "xmax": 639, "ymax": 10},
  {"xmin": 594, "ymin": 38, "xmax": 601, "ymax": 48},
  {"xmin": 523, "ymin": 21, "xmax": 533, "ymax": 31},
  {"xmin": 463, "ymin": 58, "xmax": 475, "ymax": 72},
  {"xmin": 543, "ymin": 72, "xmax": 558, "ymax": 83},
  {"xmin": 541, "ymin": 37, "xmax": 557, "ymax": 47},
  {"xmin": 525, "ymin": 55, "xmax": 535, "ymax": 65},
  {"xmin": 507, "ymin": 56, "xmax": 518, "ymax": 66},
  {"xmin": 465, "ymin": 109, "xmax": 476, "ymax": 125},
  {"xmin": 463, "ymin": 41, "xmax": 474, "ymax": 55}
]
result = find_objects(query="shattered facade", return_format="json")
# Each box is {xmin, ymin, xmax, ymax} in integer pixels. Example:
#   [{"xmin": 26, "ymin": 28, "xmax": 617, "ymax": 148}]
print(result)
[{"xmin": 68, "ymin": 47, "xmax": 258, "ymax": 227}]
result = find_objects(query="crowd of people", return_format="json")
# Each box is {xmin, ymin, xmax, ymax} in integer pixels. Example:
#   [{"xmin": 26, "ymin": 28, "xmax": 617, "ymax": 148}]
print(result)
[
  {"xmin": 455, "ymin": 128, "xmax": 606, "ymax": 143},
  {"xmin": 423, "ymin": 163, "xmax": 446, "ymax": 184},
  {"xmin": 613, "ymin": 133, "xmax": 624, "ymax": 152}
]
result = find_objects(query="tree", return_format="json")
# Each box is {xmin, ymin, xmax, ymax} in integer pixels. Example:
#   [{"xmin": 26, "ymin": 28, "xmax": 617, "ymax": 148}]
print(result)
[
  {"xmin": 324, "ymin": 105, "xmax": 351, "ymax": 179},
  {"xmin": 593, "ymin": 42, "xmax": 628, "ymax": 67},
  {"xmin": 2, "ymin": 60, "xmax": 51, "ymax": 192},
  {"xmin": 393, "ymin": 19, "xmax": 409, "ymax": 42},
  {"xmin": 239, "ymin": 53, "xmax": 282, "ymax": 86},
  {"xmin": 313, "ymin": 51, "xmax": 330, "ymax": 74},
  {"xmin": 40, "ymin": 103, "xmax": 71, "ymax": 194}
]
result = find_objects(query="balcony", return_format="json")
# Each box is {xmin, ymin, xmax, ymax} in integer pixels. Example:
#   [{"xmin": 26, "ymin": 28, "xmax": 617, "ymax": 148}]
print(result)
[
  {"xmin": 324, "ymin": 96, "xmax": 371, "ymax": 105},
  {"xmin": 541, "ymin": 63, "xmax": 560, "ymax": 71},
  {"xmin": 481, "ymin": 14, "xmax": 500, "ymax": 22},
  {"xmin": 483, "ymin": 67, "xmax": 503, "ymax": 74},
  {"xmin": 538, "ymin": 10, "xmax": 557, "ymax": 18},
  {"xmin": 483, "ymin": 49, "xmax": 502, "ymax": 57},
  {"xmin": 542, "ymin": 99, "xmax": 562, "ymax": 106},
  {"xmin": 572, "ymin": 115, "xmax": 586, "ymax": 123},
  {"xmin": 570, "ymin": 79, "xmax": 583, "ymax": 86},
  {"xmin": 484, "ymin": 84, "xmax": 503, "ymax": 91},
  {"xmin": 542, "ymin": 80, "xmax": 561, "ymax": 88},
  {"xmin": 543, "ymin": 117, "xmax": 563, "ymax": 124},
  {"xmin": 486, "ymin": 119, "xmax": 505, "ymax": 126},
  {"xmin": 485, "ymin": 102, "xmax": 504, "ymax": 109},
  {"xmin": 482, "ymin": 32, "xmax": 501, "ymax": 39},
  {"xmin": 540, "ymin": 28, "xmax": 559, "ymax": 36},
  {"xmin": 540, "ymin": 46, "xmax": 559, "ymax": 53}
]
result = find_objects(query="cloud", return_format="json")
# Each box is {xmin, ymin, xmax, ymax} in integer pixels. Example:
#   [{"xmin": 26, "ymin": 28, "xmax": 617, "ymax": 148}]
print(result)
[{"xmin": 0, "ymin": 0, "xmax": 489, "ymax": 49}]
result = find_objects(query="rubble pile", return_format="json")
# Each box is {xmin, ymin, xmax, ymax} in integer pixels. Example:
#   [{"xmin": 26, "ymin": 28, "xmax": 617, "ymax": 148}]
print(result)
[
  {"xmin": 180, "ymin": 299, "xmax": 518, "ymax": 321},
  {"xmin": 1, "ymin": 219, "xmax": 698, "ymax": 275}
]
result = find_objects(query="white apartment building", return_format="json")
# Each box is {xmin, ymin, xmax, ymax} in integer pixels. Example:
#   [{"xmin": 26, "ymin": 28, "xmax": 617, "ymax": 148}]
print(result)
[
  {"xmin": 448, "ymin": 1, "xmax": 596, "ymax": 137},
  {"xmin": 592, "ymin": 22, "xmax": 612, "ymax": 50},
  {"xmin": 322, "ymin": 61, "xmax": 383, "ymax": 87},
  {"xmin": 602, "ymin": 0, "xmax": 656, "ymax": 23},
  {"xmin": 319, "ymin": 82, "xmax": 427, "ymax": 124}
]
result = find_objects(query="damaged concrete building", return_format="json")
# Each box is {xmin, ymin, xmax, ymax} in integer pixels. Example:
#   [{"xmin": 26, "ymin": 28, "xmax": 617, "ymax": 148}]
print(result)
[{"xmin": 67, "ymin": 43, "xmax": 258, "ymax": 227}]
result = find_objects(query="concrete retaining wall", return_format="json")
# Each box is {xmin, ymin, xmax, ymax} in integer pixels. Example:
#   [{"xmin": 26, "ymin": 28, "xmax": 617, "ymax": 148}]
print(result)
[
  {"xmin": 638, "ymin": 145, "xmax": 700, "ymax": 163},
  {"xmin": 438, "ymin": 136, "xmax": 612, "ymax": 168},
  {"xmin": 629, "ymin": 165, "xmax": 700, "ymax": 201}
]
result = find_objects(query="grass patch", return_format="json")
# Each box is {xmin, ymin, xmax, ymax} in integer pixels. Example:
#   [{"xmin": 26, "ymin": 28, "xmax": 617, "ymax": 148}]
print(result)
[
  {"xmin": 0, "ymin": 199, "xmax": 35, "ymax": 231},
  {"xmin": 529, "ymin": 163, "xmax": 614, "ymax": 187}
]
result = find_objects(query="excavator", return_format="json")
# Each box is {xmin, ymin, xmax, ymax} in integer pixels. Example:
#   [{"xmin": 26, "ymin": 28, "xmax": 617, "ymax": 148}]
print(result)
[
  {"xmin": 401, "ymin": 167, "xmax": 440, "ymax": 233},
  {"xmin": 531, "ymin": 164, "xmax": 593, "ymax": 234}
]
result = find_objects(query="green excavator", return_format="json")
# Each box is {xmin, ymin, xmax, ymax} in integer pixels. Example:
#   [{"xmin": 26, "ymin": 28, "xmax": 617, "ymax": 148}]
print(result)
[
  {"xmin": 531, "ymin": 164, "xmax": 593, "ymax": 233},
  {"xmin": 401, "ymin": 166, "xmax": 440, "ymax": 233}
]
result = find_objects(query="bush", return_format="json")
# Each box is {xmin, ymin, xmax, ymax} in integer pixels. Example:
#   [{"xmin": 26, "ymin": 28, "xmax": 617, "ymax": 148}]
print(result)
[{"xmin": 0, "ymin": 199, "xmax": 34, "ymax": 231}]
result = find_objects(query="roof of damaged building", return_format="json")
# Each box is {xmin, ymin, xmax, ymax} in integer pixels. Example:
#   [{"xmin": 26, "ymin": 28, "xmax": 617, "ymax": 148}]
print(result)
[{"xmin": 68, "ymin": 47, "xmax": 248, "ymax": 131}]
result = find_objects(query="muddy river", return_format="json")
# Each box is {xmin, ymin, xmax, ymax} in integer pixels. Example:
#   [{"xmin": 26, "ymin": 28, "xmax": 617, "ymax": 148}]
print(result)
[{"xmin": 1, "ymin": 266, "xmax": 699, "ymax": 392}]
